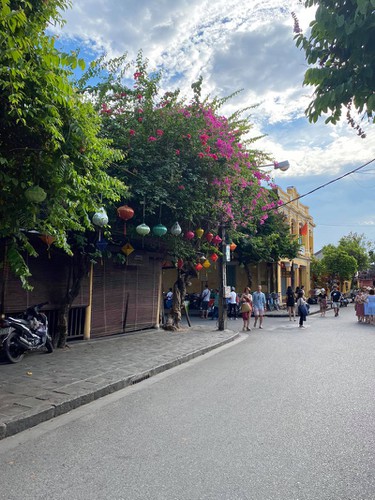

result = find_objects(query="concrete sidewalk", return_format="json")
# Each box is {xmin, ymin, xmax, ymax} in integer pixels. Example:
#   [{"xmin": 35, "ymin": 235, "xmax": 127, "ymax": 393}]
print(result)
[{"xmin": 0, "ymin": 325, "xmax": 239, "ymax": 440}]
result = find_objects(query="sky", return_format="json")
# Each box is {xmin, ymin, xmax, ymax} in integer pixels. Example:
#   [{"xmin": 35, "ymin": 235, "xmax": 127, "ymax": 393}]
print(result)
[{"xmin": 53, "ymin": 0, "xmax": 375, "ymax": 252}]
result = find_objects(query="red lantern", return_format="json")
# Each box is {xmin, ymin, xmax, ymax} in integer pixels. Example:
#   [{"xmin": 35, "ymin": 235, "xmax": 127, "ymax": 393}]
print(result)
[
  {"xmin": 117, "ymin": 205, "xmax": 134, "ymax": 235},
  {"xmin": 185, "ymin": 231, "xmax": 195, "ymax": 240},
  {"xmin": 210, "ymin": 253, "xmax": 219, "ymax": 262},
  {"xmin": 205, "ymin": 232, "xmax": 214, "ymax": 243},
  {"xmin": 212, "ymin": 235, "xmax": 222, "ymax": 245},
  {"xmin": 230, "ymin": 242, "xmax": 237, "ymax": 252},
  {"xmin": 177, "ymin": 258, "xmax": 184, "ymax": 269},
  {"xmin": 195, "ymin": 263, "xmax": 203, "ymax": 271}
]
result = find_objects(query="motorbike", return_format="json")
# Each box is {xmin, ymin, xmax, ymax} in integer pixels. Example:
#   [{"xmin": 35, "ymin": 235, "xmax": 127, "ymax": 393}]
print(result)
[
  {"xmin": 340, "ymin": 296, "xmax": 349, "ymax": 307},
  {"xmin": 0, "ymin": 302, "xmax": 53, "ymax": 363}
]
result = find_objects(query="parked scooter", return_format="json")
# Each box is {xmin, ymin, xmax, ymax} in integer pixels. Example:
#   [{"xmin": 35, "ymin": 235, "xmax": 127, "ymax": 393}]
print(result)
[
  {"xmin": 340, "ymin": 296, "xmax": 349, "ymax": 307},
  {"xmin": 0, "ymin": 302, "xmax": 53, "ymax": 363}
]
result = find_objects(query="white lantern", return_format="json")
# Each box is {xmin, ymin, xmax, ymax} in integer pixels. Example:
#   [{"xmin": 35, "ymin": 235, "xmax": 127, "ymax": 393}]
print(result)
[
  {"xmin": 171, "ymin": 222, "xmax": 182, "ymax": 236},
  {"xmin": 136, "ymin": 223, "xmax": 151, "ymax": 236},
  {"xmin": 92, "ymin": 208, "xmax": 108, "ymax": 227}
]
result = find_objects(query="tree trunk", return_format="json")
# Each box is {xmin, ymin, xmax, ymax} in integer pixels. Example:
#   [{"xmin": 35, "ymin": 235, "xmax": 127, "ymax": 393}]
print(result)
[
  {"xmin": 163, "ymin": 265, "xmax": 196, "ymax": 331},
  {"xmin": 55, "ymin": 252, "xmax": 89, "ymax": 348}
]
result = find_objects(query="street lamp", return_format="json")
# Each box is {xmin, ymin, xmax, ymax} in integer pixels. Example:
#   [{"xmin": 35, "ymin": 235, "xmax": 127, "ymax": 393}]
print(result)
[{"xmin": 259, "ymin": 160, "xmax": 290, "ymax": 172}]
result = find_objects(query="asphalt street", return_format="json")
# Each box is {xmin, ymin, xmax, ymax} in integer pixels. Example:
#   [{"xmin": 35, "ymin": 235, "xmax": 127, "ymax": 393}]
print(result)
[{"xmin": 1, "ymin": 305, "xmax": 375, "ymax": 500}]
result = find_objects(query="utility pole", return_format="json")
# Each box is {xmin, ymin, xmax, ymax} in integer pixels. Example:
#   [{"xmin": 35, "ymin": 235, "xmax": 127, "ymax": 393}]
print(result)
[{"xmin": 218, "ymin": 224, "xmax": 227, "ymax": 331}]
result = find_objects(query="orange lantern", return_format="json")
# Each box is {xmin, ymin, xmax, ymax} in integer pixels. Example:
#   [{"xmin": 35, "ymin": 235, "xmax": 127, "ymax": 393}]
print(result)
[
  {"xmin": 39, "ymin": 234, "xmax": 56, "ymax": 247},
  {"xmin": 229, "ymin": 242, "xmax": 237, "ymax": 252},
  {"xmin": 117, "ymin": 205, "xmax": 134, "ymax": 235},
  {"xmin": 205, "ymin": 232, "xmax": 214, "ymax": 243}
]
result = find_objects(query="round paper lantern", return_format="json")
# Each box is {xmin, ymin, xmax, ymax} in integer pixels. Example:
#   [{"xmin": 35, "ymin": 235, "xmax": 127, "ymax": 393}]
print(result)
[
  {"xmin": 136, "ymin": 223, "xmax": 150, "ymax": 236},
  {"xmin": 185, "ymin": 231, "xmax": 195, "ymax": 240},
  {"xmin": 96, "ymin": 239, "xmax": 108, "ymax": 252},
  {"xmin": 171, "ymin": 222, "xmax": 182, "ymax": 236},
  {"xmin": 25, "ymin": 185, "xmax": 47, "ymax": 203},
  {"xmin": 202, "ymin": 259, "xmax": 211, "ymax": 269},
  {"xmin": 205, "ymin": 232, "xmax": 214, "ymax": 243},
  {"xmin": 39, "ymin": 234, "xmax": 55, "ymax": 247},
  {"xmin": 195, "ymin": 228, "xmax": 204, "ymax": 239},
  {"xmin": 152, "ymin": 224, "xmax": 167, "ymax": 237},
  {"xmin": 92, "ymin": 208, "xmax": 108, "ymax": 228},
  {"xmin": 117, "ymin": 205, "xmax": 134, "ymax": 235},
  {"xmin": 117, "ymin": 205, "xmax": 134, "ymax": 221},
  {"xmin": 230, "ymin": 242, "xmax": 237, "ymax": 252},
  {"xmin": 199, "ymin": 255, "xmax": 207, "ymax": 263},
  {"xmin": 210, "ymin": 253, "xmax": 219, "ymax": 262},
  {"xmin": 212, "ymin": 235, "xmax": 222, "ymax": 245},
  {"xmin": 195, "ymin": 263, "xmax": 203, "ymax": 271},
  {"xmin": 177, "ymin": 258, "xmax": 184, "ymax": 269}
]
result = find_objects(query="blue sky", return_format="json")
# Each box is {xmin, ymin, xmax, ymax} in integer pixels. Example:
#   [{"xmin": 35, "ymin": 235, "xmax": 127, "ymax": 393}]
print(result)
[{"xmin": 53, "ymin": 0, "xmax": 375, "ymax": 251}]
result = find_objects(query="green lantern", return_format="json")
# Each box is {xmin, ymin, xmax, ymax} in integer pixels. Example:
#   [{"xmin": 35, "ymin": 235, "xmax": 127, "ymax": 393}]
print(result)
[
  {"xmin": 25, "ymin": 186, "xmax": 47, "ymax": 203},
  {"xmin": 152, "ymin": 224, "xmax": 167, "ymax": 237},
  {"xmin": 136, "ymin": 223, "xmax": 151, "ymax": 236}
]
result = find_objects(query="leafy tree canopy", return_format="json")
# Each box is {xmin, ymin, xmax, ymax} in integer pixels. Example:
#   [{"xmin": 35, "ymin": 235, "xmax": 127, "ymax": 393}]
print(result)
[
  {"xmin": 338, "ymin": 232, "xmax": 370, "ymax": 271},
  {"xmin": 321, "ymin": 243, "xmax": 358, "ymax": 283},
  {"xmin": 0, "ymin": 0, "xmax": 125, "ymax": 287},
  {"xmin": 294, "ymin": 0, "xmax": 375, "ymax": 135}
]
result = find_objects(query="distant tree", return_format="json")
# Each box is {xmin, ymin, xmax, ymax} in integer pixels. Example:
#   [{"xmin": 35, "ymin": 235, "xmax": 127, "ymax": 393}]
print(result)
[
  {"xmin": 236, "ymin": 212, "xmax": 300, "ymax": 288},
  {"xmin": 338, "ymin": 232, "xmax": 370, "ymax": 271},
  {"xmin": 294, "ymin": 0, "xmax": 375, "ymax": 136},
  {"xmin": 321, "ymin": 244, "xmax": 358, "ymax": 288},
  {"xmin": 310, "ymin": 256, "xmax": 327, "ymax": 288}
]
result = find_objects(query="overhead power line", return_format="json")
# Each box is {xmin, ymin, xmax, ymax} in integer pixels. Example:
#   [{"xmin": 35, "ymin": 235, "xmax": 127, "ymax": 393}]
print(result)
[{"xmin": 279, "ymin": 158, "xmax": 375, "ymax": 209}]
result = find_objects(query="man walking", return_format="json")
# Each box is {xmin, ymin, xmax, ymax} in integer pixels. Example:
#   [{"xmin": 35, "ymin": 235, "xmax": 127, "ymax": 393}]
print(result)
[
  {"xmin": 253, "ymin": 285, "xmax": 266, "ymax": 329},
  {"xmin": 201, "ymin": 284, "xmax": 211, "ymax": 319},
  {"xmin": 228, "ymin": 287, "xmax": 237, "ymax": 320},
  {"xmin": 330, "ymin": 285, "xmax": 342, "ymax": 317}
]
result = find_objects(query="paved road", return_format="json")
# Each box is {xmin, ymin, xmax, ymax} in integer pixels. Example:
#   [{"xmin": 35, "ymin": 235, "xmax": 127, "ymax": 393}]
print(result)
[{"xmin": 1, "ymin": 305, "xmax": 375, "ymax": 499}]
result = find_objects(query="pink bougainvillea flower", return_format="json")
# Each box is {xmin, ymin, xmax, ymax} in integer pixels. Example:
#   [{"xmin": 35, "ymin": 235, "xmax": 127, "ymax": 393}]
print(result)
[
  {"xmin": 148, "ymin": 136, "xmax": 157, "ymax": 141},
  {"xmin": 178, "ymin": 185, "xmax": 185, "ymax": 190},
  {"xmin": 198, "ymin": 152, "xmax": 205, "ymax": 158},
  {"xmin": 175, "ymin": 149, "xmax": 180, "ymax": 155},
  {"xmin": 186, "ymin": 134, "xmax": 191, "ymax": 139},
  {"xmin": 156, "ymin": 129, "xmax": 164, "ymax": 136},
  {"xmin": 138, "ymin": 108, "xmax": 143, "ymax": 114},
  {"xmin": 138, "ymin": 117, "xmax": 143, "ymax": 123},
  {"xmin": 134, "ymin": 72, "xmax": 142, "ymax": 79},
  {"xmin": 129, "ymin": 129, "xmax": 135, "ymax": 136},
  {"xmin": 137, "ymin": 94, "xmax": 143, "ymax": 100}
]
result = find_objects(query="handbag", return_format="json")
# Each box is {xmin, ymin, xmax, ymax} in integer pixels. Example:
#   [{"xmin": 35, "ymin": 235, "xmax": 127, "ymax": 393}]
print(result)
[{"xmin": 241, "ymin": 302, "xmax": 251, "ymax": 313}]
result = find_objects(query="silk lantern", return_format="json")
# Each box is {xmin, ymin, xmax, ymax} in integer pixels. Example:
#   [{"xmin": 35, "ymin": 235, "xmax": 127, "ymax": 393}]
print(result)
[
  {"xmin": 195, "ymin": 228, "xmax": 204, "ymax": 239},
  {"xmin": 185, "ymin": 231, "xmax": 195, "ymax": 240},
  {"xmin": 205, "ymin": 232, "xmax": 214, "ymax": 243},
  {"xmin": 171, "ymin": 222, "xmax": 182, "ymax": 236},
  {"xmin": 117, "ymin": 205, "xmax": 134, "ymax": 235},
  {"xmin": 152, "ymin": 224, "xmax": 167, "ymax": 237},
  {"xmin": 136, "ymin": 223, "xmax": 150, "ymax": 236}
]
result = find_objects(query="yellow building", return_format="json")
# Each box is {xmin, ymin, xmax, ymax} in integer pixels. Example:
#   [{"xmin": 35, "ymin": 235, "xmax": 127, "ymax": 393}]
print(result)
[{"xmin": 276, "ymin": 186, "xmax": 315, "ymax": 298}]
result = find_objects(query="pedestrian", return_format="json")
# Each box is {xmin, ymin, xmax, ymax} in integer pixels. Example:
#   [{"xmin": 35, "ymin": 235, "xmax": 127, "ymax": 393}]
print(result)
[
  {"xmin": 286, "ymin": 285, "xmax": 296, "ymax": 321},
  {"xmin": 318, "ymin": 287, "xmax": 328, "ymax": 317},
  {"xmin": 330, "ymin": 285, "xmax": 342, "ymax": 317},
  {"xmin": 355, "ymin": 287, "xmax": 367, "ymax": 323},
  {"xmin": 253, "ymin": 285, "xmax": 266, "ymax": 329},
  {"xmin": 200, "ymin": 284, "xmax": 211, "ymax": 319},
  {"xmin": 364, "ymin": 288, "xmax": 375, "ymax": 325},
  {"xmin": 165, "ymin": 288, "xmax": 173, "ymax": 310},
  {"xmin": 296, "ymin": 291, "xmax": 308, "ymax": 328},
  {"xmin": 271, "ymin": 291, "xmax": 280, "ymax": 310},
  {"xmin": 228, "ymin": 286, "xmax": 237, "ymax": 320},
  {"xmin": 240, "ymin": 287, "xmax": 253, "ymax": 331}
]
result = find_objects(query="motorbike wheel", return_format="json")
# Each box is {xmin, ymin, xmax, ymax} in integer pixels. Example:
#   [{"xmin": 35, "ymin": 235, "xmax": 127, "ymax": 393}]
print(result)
[
  {"xmin": 45, "ymin": 337, "xmax": 53, "ymax": 353},
  {"xmin": 4, "ymin": 330, "xmax": 25, "ymax": 363}
]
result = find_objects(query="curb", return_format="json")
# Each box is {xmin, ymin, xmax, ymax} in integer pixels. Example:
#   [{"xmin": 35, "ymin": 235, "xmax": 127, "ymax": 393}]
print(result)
[{"xmin": 0, "ymin": 332, "xmax": 239, "ymax": 441}]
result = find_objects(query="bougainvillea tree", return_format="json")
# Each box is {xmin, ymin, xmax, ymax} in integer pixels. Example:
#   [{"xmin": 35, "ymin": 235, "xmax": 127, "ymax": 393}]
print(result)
[{"xmin": 80, "ymin": 53, "xmax": 286, "ymax": 327}]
